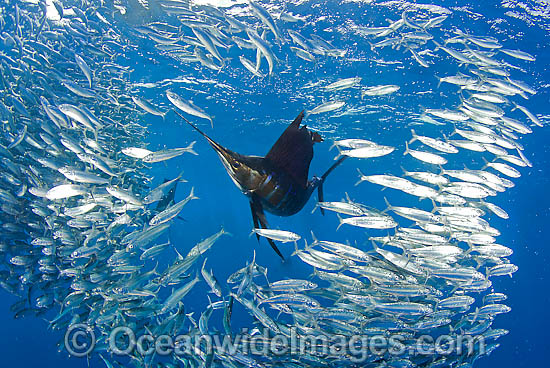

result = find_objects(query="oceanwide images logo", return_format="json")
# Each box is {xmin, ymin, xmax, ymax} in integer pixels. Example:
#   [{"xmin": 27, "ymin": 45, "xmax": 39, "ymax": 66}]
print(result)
[
  {"xmin": 65, "ymin": 324, "xmax": 486, "ymax": 362},
  {"xmin": 65, "ymin": 324, "xmax": 96, "ymax": 357}
]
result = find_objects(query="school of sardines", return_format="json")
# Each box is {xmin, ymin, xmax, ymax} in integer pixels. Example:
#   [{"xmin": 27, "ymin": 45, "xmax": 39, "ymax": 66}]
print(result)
[{"xmin": 0, "ymin": 0, "xmax": 543, "ymax": 367}]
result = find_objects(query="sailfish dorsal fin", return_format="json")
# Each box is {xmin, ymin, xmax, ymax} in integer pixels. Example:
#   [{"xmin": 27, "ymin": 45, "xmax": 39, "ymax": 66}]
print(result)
[{"xmin": 265, "ymin": 111, "xmax": 317, "ymax": 188}]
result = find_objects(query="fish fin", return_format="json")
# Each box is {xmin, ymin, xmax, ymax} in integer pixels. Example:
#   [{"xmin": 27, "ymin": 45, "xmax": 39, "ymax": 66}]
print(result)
[
  {"xmin": 188, "ymin": 186, "xmax": 198, "ymax": 201},
  {"xmin": 355, "ymin": 167, "xmax": 366, "ymax": 186},
  {"xmin": 257, "ymin": 206, "xmax": 285, "ymax": 261},
  {"xmin": 292, "ymin": 239, "xmax": 301, "ymax": 257},
  {"xmin": 220, "ymin": 227, "xmax": 232, "ymax": 237},
  {"xmin": 333, "ymin": 145, "xmax": 343, "ymax": 160},
  {"xmin": 250, "ymin": 195, "xmax": 284, "ymax": 260},
  {"xmin": 382, "ymin": 197, "xmax": 392, "ymax": 213},
  {"xmin": 435, "ymin": 75, "xmax": 442, "ymax": 88},
  {"xmin": 311, "ymin": 202, "xmax": 320, "ymax": 214},
  {"xmin": 185, "ymin": 141, "xmax": 198, "ymax": 155},
  {"xmin": 310, "ymin": 231, "xmax": 318, "ymax": 244},
  {"xmin": 409, "ymin": 129, "xmax": 418, "ymax": 144},
  {"xmin": 261, "ymin": 223, "xmax": 285, "ymax": 261},
  {"xmin": 172, "ymin": 244, "xmax": 184, "ymax": 261},
  {"xmin": 321, "ymin": 155, "xmax": 347, "ymax": 182},
  {"xmin": 404, "ymin": 141, "xmax": 410, "ymax": 156},
  {"xmin": 481, "ymin": 156, "xmax": 490, "ymax": 170},
  {"xmin": 176, "ymin": 169, "xmax": 186, "ymax": 181},
  {"xmin": 317, "ymin": 182, "xmax": 325, "ymax": 215},
  {"xmin": 336, "ymin": 214, "xmax": 344, "ymax": 231},
  {"xmin": 344, "ymin": 192, "xmax": 352, "ymax": 203},
  {"xmin": 265, "ymin": 110, "xmax": 317, "ymax": 188},
  {"xmin": 315, "ymin": 155, "xmax": 347, "ymax": 214},
  {"xmin": 201, "ymin": 257, "xmax": 208, "ymax": 273},
  {"xmin": 249, "ymin": 200, "xmax": 261, "ymax": 243}
]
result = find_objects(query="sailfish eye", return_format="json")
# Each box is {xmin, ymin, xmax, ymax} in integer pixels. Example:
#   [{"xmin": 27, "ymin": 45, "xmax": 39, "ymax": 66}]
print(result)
[{"xmin": 233, "ymin": 162, "xmax": 241, "ymax": 168}]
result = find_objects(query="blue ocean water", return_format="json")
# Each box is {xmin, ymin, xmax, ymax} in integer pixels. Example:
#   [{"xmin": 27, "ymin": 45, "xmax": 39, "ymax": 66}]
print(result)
[{"xmin": 1, "ymin": 0, "xmax": 549, "ymax": 367}]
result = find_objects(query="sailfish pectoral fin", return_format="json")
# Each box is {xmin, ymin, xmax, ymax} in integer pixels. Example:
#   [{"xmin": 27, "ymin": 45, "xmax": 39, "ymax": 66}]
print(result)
[
  {"xmin": 258, "ymin": 218, "xmax": 286, "ymax": 262},
  {"xmin": 249, "ymin": 201, "xmax": 261, "ymax": 243},
  {"xmin": 316, "ymin": 156, "xmax": 348, "ymax": 216},
  {"xmin": 317, "ymin": 183, "xmax": 325, "ymax": 216},
  {"xmin": 321, "ymin": 156, "xmax": 348, "ymax": 182},
  {"xmin": 250, "ymin": 195, "xmax": 285, "ymax": 261}
]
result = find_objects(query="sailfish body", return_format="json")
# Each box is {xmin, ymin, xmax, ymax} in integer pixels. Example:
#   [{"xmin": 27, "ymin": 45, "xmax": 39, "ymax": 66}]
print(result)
[{"xmin": 176, "ymin": 110, "xmax": 346, "ymax": 260}]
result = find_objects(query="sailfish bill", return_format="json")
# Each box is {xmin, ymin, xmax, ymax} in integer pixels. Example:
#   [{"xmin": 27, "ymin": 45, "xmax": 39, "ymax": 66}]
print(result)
[{"xmin": 175, "ymin": 110, "xmax": 347, "ymax": 260}]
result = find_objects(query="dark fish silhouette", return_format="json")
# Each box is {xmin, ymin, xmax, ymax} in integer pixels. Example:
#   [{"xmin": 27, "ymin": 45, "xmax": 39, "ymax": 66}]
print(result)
[
  {"xmin": 146, "ymin": 179, "xmax": 184, "ymax": 223},
  {"xmin": 155, "ymin": 178, "xmax": 178, "ymax": 212},
  {"xmin": 175, "ymin": 110, "xmax": 347, "ymax": 260}
]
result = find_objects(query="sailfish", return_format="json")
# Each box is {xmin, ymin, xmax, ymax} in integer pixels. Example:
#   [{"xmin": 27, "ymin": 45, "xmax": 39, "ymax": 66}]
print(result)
[{"xmin": 174, "ymin": 110, "xmax": 347, "ymax": 260}]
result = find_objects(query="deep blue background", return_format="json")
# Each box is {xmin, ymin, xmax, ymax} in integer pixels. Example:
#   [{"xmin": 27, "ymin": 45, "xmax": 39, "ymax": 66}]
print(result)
[{"xmin": 1, "ymin": 0, "xmax": 549, "ymax": 367}]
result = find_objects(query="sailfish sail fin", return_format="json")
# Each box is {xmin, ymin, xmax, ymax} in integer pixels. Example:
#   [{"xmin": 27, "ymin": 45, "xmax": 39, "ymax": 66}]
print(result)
[{"xmin": 265, "ymin": 111, "xmax": 319, "ymax": 188}]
